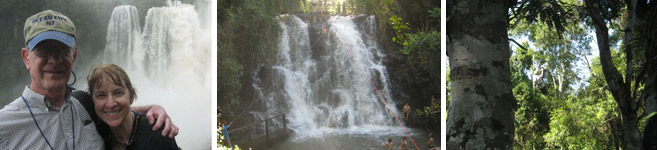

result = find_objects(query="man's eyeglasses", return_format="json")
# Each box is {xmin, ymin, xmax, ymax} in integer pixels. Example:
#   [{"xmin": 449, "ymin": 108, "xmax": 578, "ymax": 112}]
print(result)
[{"xmin": 32, "ymin": 45, "xmax": 74, "ymax": 59}]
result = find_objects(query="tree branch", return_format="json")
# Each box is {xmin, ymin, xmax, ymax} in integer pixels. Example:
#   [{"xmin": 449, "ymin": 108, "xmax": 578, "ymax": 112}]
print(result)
[
  {"xmin": 584, "ymin": 0, "xmax": 628, "ymax": 107},
  {"xmin": 633, "ymin": 62, "xmax": 648, "ymax": 101},
  {"xmin": 625, "ymin": 0, "xmax": 637, "ymax": 111},
  {"xmin": 509, "ymin": 38, "xmax": 528, "ymax": 51}
]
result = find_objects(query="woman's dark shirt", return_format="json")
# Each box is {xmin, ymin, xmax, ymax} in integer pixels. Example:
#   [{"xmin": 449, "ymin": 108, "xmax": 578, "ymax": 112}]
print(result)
[{"xmin": 73, "ymin": 90, "xmax": 179, "ymax": 150}]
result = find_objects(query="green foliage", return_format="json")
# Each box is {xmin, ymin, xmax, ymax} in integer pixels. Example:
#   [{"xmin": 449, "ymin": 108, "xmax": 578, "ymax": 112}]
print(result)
[
  {"xmin": 231, "ymin": 0, "xmax": 280, "ymax": 68},
  {"xmin": 510, "ymin": 3, "xmax": 592, "ymax": 97},
  {"xmin": 400, "ymin": 31, "xmax": 439, "ymax": 66},
  {"xmin": 543, "ymin": 91, "xmax": 619, "ymax": 150},
  {"xmin": 428, "ymin": 7, "xmax": 439, "ymax": 20},
  {"xmin": 509, "ymin": 34, "xmax": 625, "ymax": 149},
  {"xmin": 218, "ymin": 0, "xmax": 281, "ymax": 118},
  {"xmin": 446, "ymin": 65, "xmax": 450, "ymax": 114},
  {"xmin": 511, "ymin": 44, "xmax": 550, "ymax": 150},
  {"xmin": 511, "ymin": 0, "xmax": 582, "ymax": 35},
  {"xmin": 543, "ymin": 58, "xmax": 622, "ymax": 149},
  {"xmin": 217, "ymin": 3, "xmax": 282, "ymax": 148},
  {"xmin": 389, "ymin": 14, "xmax": 410, "ymax": 47},
  {"xmin": 508, "ymin": 8, "xmax": 624, "ymax": 147},
  {"xmin": 507, "ymin": 0, "xmax": 654, "ymax": 149},
  {"xmin": 399, "ymin": 30, "xmax": 440, "ymax": 107},
  {"xmin": 427, "ymin": 7, "xmax": 439, "ymax": 29},
  {"xmin": 354, "ymin": 0, "xmax": 396, "ymax": 16},
  {"xmin": 298, "ymin": 1, "xmax": 311, "ymax": 14},
  {"xmin": 415, "ymin": 103, "xmax": 439, "ymax": 117},
  {"xmin": 538, "ymin": 44, "xmax": 630, "ymax": 150},
  {"xmin": 273, "ymin": 0, "xmax": 304, "ymax": 14},
  {"xmin": 218, "ymin": 43, "xmax": 243, "ymax": 117}
]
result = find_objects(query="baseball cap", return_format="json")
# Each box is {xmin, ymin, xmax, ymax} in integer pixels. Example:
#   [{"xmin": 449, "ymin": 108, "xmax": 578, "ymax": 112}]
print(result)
[{"xmin": 24, "ymin": 10, "xmax": 76, "ymax": 51}]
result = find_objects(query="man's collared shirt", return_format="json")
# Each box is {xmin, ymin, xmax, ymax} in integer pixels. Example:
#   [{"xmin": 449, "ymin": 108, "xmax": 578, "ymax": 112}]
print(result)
[{"xmin": 0, "ymin": 86, "xmax": 103, "ymax": 149}]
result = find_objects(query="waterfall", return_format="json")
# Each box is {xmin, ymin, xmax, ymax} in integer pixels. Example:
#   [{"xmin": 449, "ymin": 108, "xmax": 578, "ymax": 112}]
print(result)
[
  {"xmin": 103, "ymin": 5, "xmax": 141, "ymax": 71},
  {"xmin": 102, "ymin": 2, "xmax": 211, "ymax": 149},
  {"xmin": 142, "ymin": 7, "xmax": 170, "ymax": 79},
  {"xmin": 253, "ymin": 15, "xmax": 401, "ymax": 139}
]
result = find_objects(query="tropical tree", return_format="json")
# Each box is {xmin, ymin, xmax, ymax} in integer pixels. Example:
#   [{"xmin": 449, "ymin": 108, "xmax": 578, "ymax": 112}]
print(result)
[
  {"xmin": 448, "ymin": 0, "xmax": 657, "ymax": 149},
  {"xmin": 446, "ymin": 0, "xmax": 516, "ymax": 149},
  {"xmin": 582, "ymin": 0, "xmax": 644, "ymax": 148}
]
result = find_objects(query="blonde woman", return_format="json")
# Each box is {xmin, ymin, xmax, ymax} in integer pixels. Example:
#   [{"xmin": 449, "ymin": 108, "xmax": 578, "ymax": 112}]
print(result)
[{"xmin": 87, "ymin": 64, "xmax": 178, "ymax": 150}]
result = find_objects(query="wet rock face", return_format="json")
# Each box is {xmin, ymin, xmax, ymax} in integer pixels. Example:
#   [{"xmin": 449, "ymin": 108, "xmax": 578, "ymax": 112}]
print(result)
[{"xmin": 296, "ymin": 14, "xmax": 440, "ymax": 119}]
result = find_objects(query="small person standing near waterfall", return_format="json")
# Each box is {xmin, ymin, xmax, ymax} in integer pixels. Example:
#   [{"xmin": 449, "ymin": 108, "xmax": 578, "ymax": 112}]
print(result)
[
  {"xmin": 403, "ymin": 103, "xmax": 411, "ymax": 121},
  {"xmin": 431, "ymin": 95, "xmax": 438, "ymax": 114},
  {"xmin": 0, "ymin": 10, "xmax": 178, "ymax": 149},
  {"xmin": 428, "ymin": 133, "xmax": 435, "ymax": 148}
]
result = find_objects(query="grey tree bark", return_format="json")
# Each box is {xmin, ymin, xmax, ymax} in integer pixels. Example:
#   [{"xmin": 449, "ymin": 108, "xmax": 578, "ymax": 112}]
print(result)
[
  {"xmin": 583, "ymin": 0, "xmax": 643, "ymax": 149},
  {"xmin": 446, "ymin": 0, "xmax": 516, "ymax": 149}
]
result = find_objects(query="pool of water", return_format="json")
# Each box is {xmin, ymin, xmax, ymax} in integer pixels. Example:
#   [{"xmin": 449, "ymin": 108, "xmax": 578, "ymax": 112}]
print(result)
[{"xmin": 269, "ymin": 129, "xmax": 437, "ymax": 150}]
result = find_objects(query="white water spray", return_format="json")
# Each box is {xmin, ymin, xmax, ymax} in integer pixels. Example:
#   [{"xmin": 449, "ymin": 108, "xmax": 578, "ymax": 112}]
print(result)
[{"xmin": 102, "ymin": 2, "xmax": 211, "ymax": 149}]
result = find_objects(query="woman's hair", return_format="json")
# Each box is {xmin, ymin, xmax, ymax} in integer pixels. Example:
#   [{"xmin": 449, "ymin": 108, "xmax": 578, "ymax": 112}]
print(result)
[{"xmin": 87, "ymin": 64, "xmax": 137, "ymax": 103}]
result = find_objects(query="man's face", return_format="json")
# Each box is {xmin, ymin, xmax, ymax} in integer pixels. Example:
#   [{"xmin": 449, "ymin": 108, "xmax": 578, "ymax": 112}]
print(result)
[{"xmin": 22, "ymin": 40, "xmax": 77, "ymax": 94}]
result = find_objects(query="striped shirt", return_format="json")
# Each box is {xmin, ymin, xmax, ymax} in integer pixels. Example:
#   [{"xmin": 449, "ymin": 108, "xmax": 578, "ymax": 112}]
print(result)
[{"xmin": 0, "ymin": 86, "xmax": 103, "ymax": 149}]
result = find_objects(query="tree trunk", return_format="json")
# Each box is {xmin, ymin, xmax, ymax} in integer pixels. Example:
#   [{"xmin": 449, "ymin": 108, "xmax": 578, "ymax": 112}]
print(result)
[
  {"xmin": 446, "ymin": 0, "xmax": 516, "ymax": 149},
  {"xmin": 644, "ymin": 1, "xmax": 657, "ymax": 148},
  {"xmin": 644, "ymin": 0, "xmax": 657, "ymax": 125},
  {"xmin": 583, "ymin": 0, "xmax": 643, "ymax": 149}
]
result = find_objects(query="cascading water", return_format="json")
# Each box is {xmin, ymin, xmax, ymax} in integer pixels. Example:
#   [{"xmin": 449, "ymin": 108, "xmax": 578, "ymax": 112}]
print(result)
[
  {"xmin": 103, "ymin": 5, "xmax": 142, "ymax": 71},
  {"xmin": 253, "ymin": 15, "xmax": 404, "ymax": 139},
  {"xmin": 142, "ymin": 7, "xmax": 170, "ymax": 79},
  {"xmin": 102, "ymin": 2, "xmax": 211, "ymax": 149}
]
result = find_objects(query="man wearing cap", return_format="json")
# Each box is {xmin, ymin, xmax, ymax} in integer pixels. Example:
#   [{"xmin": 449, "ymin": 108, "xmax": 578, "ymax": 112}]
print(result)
[{"xmin": 0, "ymin": 10, "xmax": 177, "ymax": 149}]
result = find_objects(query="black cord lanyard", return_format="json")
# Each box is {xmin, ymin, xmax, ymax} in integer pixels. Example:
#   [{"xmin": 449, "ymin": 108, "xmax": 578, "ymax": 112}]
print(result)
[{"xmin": 22, "ymin": 95, "xmax": 76, "ymax": 150}]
